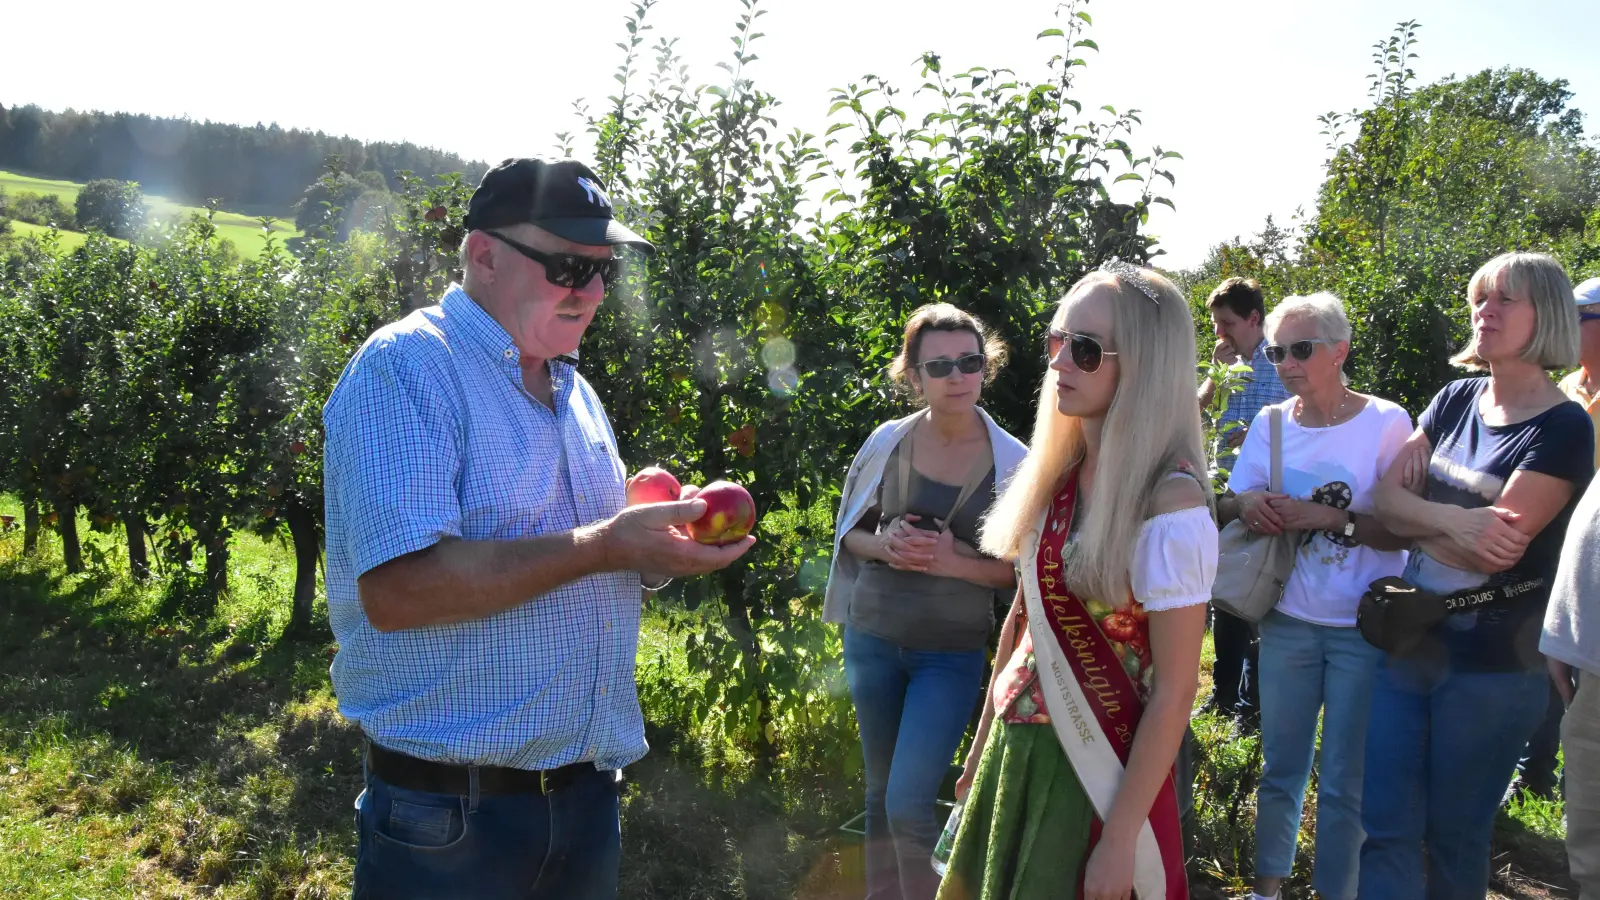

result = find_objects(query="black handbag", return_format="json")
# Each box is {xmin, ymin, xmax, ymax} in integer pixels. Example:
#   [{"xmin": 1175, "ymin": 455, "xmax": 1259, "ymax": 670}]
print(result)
[{"xmin": 1356, "ymin": 575, "xmax": 1547, "ymax": 656}]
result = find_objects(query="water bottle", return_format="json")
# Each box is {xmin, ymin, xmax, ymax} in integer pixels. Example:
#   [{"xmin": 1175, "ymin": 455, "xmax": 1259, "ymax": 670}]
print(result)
[{"xmin": 930, "ymin": 797, "xmax": 965, "ymax": 877}]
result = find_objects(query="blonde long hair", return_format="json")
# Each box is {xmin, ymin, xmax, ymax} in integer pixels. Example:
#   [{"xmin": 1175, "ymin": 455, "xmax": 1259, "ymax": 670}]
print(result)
[{"xmin": 981, "ymin": 268, "xmax": 1210, "ymax": 604}]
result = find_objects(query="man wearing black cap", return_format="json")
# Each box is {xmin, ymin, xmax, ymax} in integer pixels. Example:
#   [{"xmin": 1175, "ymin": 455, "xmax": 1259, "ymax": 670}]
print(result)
[{"xmin": 322, "ymin": 158, "xmax": 753, "ymax": 899}]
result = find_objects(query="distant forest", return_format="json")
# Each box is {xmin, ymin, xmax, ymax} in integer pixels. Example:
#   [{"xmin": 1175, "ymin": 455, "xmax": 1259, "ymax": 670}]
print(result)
[{"xmin": 0, "ymin": 103, "xmax": 488, "ymax": 215}]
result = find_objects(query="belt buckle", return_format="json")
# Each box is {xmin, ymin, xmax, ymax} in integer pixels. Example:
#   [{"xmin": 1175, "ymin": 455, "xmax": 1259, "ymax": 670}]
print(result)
[{"xmin": 540, "ymin": 768, "xmax": 550, "ymax": 795}]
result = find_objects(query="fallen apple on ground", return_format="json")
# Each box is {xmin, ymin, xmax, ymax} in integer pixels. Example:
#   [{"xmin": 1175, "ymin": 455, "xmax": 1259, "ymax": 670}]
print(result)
[
  {"xmin": 687, "ymin": 480, "xmax": 757, "ymax": 546},
  {"xmin": 625, "ymin": 467, "xmax": 682, "ymax": 506}
]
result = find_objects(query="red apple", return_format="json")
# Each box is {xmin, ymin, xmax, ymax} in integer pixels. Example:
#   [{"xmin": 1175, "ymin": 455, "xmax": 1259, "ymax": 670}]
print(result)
[
  {"xmin": 626, "ymin": 467, "xmax": 682, "ymax": 506},
  {"xmin": 1099, "ymin": 610, "xmax": 1140, "ymax": 643},
  {"xmin": 687, "ymin": 480, "xmax": 757, "ymax": 546}
]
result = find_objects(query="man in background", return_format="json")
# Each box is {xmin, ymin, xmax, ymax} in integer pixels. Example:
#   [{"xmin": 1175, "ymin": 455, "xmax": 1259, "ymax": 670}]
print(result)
[
  {"xmin": 1198, "ymin": 277, "xmax": 1289, "ymax": 727},
  {"xmin": 1541, "ymin": 471, "xmax": 1600, "ymax": 897},
  {"xmin": 1520, "ymin": 276, "xmax": 1600, "ymax": 799}
]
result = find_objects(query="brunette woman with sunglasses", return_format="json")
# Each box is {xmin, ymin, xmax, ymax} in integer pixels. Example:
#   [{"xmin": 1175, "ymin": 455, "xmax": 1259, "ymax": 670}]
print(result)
[
  {"xmin": 1217, "ymin": 293, "xmax": 1412, "ymax": 900},
  {"xmin": 823, "ymin": 304, "xmax": 1027, "ymax": 900}
]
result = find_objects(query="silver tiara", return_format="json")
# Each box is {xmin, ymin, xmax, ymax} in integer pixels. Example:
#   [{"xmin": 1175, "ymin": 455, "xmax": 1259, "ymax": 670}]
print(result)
[{"xmin": 1098, "ymin": 257, "xmax": 1160, "ymax": 304}]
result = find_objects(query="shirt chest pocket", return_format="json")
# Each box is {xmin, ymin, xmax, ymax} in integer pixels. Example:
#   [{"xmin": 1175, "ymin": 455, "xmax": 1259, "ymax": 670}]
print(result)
[{"xmin": 568, "ymin": 436, "xmax": 626, "ymax": 525}]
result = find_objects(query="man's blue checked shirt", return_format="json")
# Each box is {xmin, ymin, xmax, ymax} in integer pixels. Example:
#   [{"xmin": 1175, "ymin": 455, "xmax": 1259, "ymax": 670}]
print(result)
[
  {"xmin": 1217, "ymin": 339, "xmax": 1290, "ymax": 472},
  {"xmin": 323, "ymin": 285, "xmax": 646, "ymax": 771}
]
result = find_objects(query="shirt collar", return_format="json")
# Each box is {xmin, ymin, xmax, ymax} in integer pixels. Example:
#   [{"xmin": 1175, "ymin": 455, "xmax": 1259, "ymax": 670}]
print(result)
[{"xmin": 439, "ymin": 284, "xmax": 575, "ymax": 404}]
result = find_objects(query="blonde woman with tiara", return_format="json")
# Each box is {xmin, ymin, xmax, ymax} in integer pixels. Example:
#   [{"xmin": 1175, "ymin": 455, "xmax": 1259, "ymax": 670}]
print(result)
[{"xmin": 936, "ymin": 262, "xmax": 1217, "ymax": 900}]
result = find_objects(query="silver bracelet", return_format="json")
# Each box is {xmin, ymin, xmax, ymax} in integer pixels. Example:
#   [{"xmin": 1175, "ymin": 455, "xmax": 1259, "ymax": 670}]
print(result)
[{"xmin": 641, "ymin": 574, "xmax": 673, "ymax": 591}]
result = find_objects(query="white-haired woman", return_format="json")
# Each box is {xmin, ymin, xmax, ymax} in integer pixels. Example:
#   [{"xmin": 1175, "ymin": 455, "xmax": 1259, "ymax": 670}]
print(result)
[
  {"xmin": 937, "ymin": 262, "xmax": 1216, "ymax": 900},
  {"xmin": 1365, "ymin": 252, "xmax": 1595, "ymax": 898},
  {"xmin": 1219, "ymin": 293, "xmax": 1412, "ymax": 900}
]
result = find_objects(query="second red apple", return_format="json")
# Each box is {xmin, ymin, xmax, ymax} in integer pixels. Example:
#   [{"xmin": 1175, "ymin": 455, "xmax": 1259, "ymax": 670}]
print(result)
[{"xmin": 687, "ymin": 480, "xmax": 757, "ymax": 546}]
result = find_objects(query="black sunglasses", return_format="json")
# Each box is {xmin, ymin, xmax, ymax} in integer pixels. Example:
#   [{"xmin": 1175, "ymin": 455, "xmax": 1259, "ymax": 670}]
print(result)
[
  {"xmin": 916, "ymin": 353, "xmax": 986, "ymax": 378},
  {"xmin": 1581, "ymin": 311, "xmax": 1600, "ymax": 323},
  {"xmin": 486, "ymin": 231, "xmax": 621, "ymax": 289},
  {"xmin": 1264, "ymin": 339, "xmax": 1334, "ymax": 364},
  {"xmin": 1047, "ymin": 327, "xmax": 1117, "ymax": 374}
]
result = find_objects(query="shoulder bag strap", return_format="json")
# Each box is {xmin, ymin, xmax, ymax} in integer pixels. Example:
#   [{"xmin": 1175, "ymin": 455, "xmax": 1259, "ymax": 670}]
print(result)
[
  {"xmin": 942, "ymin": 440, "xmax": 995, "ymax": 530},
  {"xmin": 1269, "ymin": 405, "xmax": 1284, "ymax": 493},
  {"xmin": 900, "ymin": 420, "xmax": 995, "ymax": 533},
  {"xmin": 893, "ymin": 434, "xmax": 913, "ymax": 520}
]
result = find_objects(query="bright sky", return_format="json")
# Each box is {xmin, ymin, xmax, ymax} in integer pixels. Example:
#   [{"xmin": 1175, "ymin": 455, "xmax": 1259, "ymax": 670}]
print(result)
[{"xmin": 9, "ymin": 0, "xmax": 1598, "ymax": 269}]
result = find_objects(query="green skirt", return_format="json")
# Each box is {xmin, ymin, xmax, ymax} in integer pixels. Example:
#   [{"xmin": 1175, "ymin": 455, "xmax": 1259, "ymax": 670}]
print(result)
[{"xmin": 936, "ymin": 722, "xmax": 1094, "ymax": 900}]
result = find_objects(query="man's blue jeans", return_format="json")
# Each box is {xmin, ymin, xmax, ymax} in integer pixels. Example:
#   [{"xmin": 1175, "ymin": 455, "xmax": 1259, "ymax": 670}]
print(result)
[
  {"xmin": 1254, "ymin": 610, "xmax": 1382, "ymax": 900},
  {"xmin": 1211, "ymin": 604, "xmax": 1260, "ymax": 721},
  {"xmin": 844, "ymin": 625, "xmax": 986, "ymax": 900},
  {"xmin": 352, "ymin": 760, "xmax": 622, "ymax": 900},
  {"xmin": 1358, "ymin": 654, "xmax": 1549, "ymax": 900}
]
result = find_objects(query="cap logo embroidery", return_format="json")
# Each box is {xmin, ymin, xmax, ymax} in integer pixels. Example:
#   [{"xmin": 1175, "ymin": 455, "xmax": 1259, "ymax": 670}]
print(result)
[{"xmin": 577, "ymin": 177, "xmax": 612, "ymax": 209}]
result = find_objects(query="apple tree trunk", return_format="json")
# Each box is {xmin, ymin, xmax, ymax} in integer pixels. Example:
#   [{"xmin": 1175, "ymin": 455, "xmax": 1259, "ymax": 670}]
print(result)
[
  {"xmin": 125, "ymin": 516, "xmax": 149, "ymax": 581},
  {"xmin": 57, "ymin": 502, "xmax": 82, "ymax": 574},
  {"xmin": 23, "ymin": 503, "xmax": 39, "ymax": 555},
  {"xmin": 285, "ymin": 504, "xmax": 321, "ymax": 638}
]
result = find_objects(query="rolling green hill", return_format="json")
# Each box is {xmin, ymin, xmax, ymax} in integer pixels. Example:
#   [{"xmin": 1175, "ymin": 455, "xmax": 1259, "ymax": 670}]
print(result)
[{"xmin": 0, "ymin": 170, "xmax": 299, "ymax": 258}]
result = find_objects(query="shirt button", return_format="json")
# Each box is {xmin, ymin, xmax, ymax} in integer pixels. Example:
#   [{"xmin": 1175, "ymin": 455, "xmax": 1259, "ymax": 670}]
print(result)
[
  {"xmin": 600, "ymin": 686, "xmax": 608, "ymax": 697},
  {"xmin": 503, "ymin": 348, "xmax": 514, "ymax": 360},
  {"xmin": 578, "ymin": 494, "xmax": 586, "ymax": 502},
  {"xmin": 605, "ymin": 621, "xmax": 613, "ymax": 630}
]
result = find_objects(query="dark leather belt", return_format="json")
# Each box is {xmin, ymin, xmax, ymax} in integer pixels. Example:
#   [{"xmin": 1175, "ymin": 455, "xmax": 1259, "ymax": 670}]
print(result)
[{"xmin": 366, "ymin": 741, "xmax": 599, "ymax": 796}]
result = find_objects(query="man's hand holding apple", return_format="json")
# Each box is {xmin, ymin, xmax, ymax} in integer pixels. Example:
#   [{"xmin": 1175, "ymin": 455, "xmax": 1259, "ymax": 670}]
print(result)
[{"xmin": 598, "ymin": 499, "xmax": 754, "ymax": 579}]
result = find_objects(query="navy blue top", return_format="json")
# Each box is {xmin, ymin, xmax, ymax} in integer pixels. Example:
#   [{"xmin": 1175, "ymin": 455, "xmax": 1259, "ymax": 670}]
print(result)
[{"xmin": 1406, "ymin": 377, "xmax": 1594, "ymax": 671}]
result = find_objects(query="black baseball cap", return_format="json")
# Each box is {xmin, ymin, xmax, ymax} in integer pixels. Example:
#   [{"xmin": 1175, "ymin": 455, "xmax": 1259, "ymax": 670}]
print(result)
[{"xmin": 463, "ymin": 158, "xmax": 655, "ymax": 254}]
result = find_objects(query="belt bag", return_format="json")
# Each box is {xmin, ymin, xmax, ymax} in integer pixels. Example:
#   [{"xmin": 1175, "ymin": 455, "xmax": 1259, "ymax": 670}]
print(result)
[
  {"xmin": 1212, "ymin": 407, "xmax": 1300, "ymax": 623},
  {"xmin": 1356, "ymin": 574, "xmax": 1547, "ymax": 656}
]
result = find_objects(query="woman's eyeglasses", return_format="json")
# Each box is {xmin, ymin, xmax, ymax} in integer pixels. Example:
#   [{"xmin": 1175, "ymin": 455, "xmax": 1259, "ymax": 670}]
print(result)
[
  {"xmin": 915, "ymin": 353, "xmax": 986, "ymax": 378},
  {"xmin": 487, "ymin": 231, "xmax": 622, "ymax": 289},
  {"xmin": 1264, "ymin": 339, "xmax": 1334, "ymax": 364},
  {"xmin": 1046, "ymin": 328, "xmax": 1117, "ymax": 374},
  {"xmin": 1580, "ymin": 311, "xmax": 1600, "ymax": 323}
]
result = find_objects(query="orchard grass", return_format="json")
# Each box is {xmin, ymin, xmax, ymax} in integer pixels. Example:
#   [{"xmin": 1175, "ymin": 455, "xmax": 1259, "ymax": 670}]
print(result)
[
  {"xmin": 0, "ymin": 520, "xmax": 853, "ymax": 899},
  {"xmin": 0, "ymin": 169, "xmax": 299, "ymax": 259},
  {"xmin": 8, "ymin": 220, "xmax": 100, "ymax": 253},
  {"xmin": 0, "ymin": 515, "xmax": 1576, "ymax": 898}
]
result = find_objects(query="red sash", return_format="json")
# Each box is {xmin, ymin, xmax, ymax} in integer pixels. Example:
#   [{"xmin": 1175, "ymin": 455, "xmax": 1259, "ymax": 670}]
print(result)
[{"xmin": 1030, "ymin": 471, "xmax": 1187, "ymax": 899}]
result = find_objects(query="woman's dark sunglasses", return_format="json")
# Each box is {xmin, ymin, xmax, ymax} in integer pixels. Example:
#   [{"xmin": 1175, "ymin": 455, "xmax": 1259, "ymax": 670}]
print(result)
[
  {"xmin": 1581, "ymin": 311, "xmax": 1600, "ymax": 323},
  {"xmin": 1047, "ymin": 327, "xmax": 1117, "ymax": 374},
  {"xmin": 487, "ymin": 231, "xmax": 622, "ymax": 289},
  {"xmin": 916, "ymin": 353, "xmax": 986, "ymax": 378},
  {"xmin": 1264, "ymin": 339, "xmax": 1333, "ymax": 364}
]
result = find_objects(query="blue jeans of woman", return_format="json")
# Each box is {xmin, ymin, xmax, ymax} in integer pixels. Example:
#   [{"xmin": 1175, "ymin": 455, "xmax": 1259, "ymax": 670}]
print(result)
[
  {"xmin": 352, "ymin": 759, "xmax": 622, "ymax": 900},
  {"xmin": 1254, "ymin": 610, "xmax": 1382, "ymax": 900},
  {"xmin": 1358, "ymin": 654, "xmax": 1550, "ymax": 900},
  {"xmin": 844, "ymin": 625, "xmax": 986, "ymax": 900}
]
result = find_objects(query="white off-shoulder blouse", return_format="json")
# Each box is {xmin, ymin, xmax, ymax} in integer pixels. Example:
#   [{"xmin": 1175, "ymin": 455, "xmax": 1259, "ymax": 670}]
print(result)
[{"xmin": 1131, "ymin": 505, "xmax": 1219, "ymax": 612}]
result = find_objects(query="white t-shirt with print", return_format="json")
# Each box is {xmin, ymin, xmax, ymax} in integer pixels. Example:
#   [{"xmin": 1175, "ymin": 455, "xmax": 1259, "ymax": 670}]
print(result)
[{"xmin": 1227, "ymin": 396, "xmax": 1413, "ymax": 627}]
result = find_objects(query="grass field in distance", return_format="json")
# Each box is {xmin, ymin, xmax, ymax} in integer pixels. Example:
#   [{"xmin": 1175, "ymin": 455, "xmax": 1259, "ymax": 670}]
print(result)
[{"xmin": 1, "ymin": 169, "xmax": 301, "ymax": 258}]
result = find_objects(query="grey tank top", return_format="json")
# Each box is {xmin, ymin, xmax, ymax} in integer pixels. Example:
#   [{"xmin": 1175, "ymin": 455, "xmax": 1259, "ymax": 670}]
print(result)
[{"xmin": 848, "ymin": 441, "xmax": 1000, "ymax": 651}]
